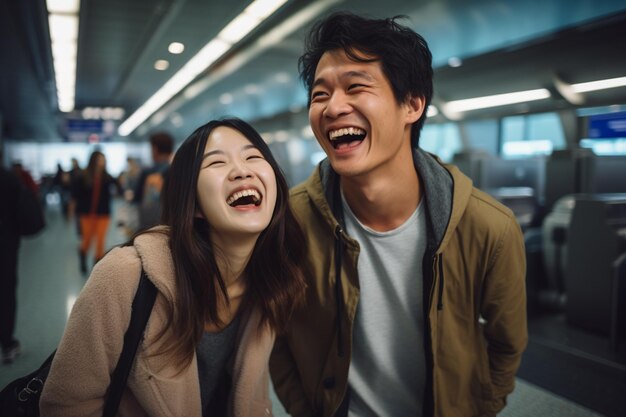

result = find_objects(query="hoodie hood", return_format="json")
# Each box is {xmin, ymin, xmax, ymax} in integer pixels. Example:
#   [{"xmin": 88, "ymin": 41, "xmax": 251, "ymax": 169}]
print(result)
[{"xmin": 311, "ymin": 147, "xmax": 474, "ymax": 254}]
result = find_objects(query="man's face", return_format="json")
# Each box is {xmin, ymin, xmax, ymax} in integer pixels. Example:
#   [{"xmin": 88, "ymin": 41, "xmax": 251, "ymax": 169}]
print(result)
[{"xmin": 308, "ymin": 49, "xmax": 422, "ymax": 178}]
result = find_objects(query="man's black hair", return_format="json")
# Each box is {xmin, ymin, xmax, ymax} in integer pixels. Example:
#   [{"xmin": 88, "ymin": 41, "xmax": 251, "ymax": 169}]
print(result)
[
  {"xmin": 149, "ymin": 132, "xmax": 174, "ymax": 154},
  {"xmin": 299, "ymin": 11, "xmax": 433, "ymax": 146}
]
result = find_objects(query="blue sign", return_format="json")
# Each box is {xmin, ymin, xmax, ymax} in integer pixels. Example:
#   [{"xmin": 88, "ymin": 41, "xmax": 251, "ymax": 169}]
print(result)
[{"xmin": 588, "ymin": 111, "xmax": 626, "ymax": 139}]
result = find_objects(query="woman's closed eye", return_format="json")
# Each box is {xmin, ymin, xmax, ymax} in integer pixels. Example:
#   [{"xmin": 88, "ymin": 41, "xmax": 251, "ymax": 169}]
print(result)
[{"xmin": 205, "ymin": 159, "xmax": 225, "ymax": 167}]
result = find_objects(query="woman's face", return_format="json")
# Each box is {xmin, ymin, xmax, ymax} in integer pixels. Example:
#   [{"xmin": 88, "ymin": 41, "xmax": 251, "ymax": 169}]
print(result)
[{"xmin": 196, "ymin": 126, "xmax": 277, "ymax": 242}]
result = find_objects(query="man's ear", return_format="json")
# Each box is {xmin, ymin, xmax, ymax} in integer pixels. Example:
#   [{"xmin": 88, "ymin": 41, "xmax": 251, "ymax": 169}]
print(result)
[{"xmin": 405, "ymin": 95, "xmax": 425, "ymax": 124}]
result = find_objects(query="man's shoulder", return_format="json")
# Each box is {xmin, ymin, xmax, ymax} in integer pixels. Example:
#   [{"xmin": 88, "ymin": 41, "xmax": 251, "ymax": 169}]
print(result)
[
  {"xmin": 459, "ymin": 187, "xmax": 519, "ymax": 236},
  {"xmin": 470, "ymin": 187, "xmax": 515, "ymax": 216}
]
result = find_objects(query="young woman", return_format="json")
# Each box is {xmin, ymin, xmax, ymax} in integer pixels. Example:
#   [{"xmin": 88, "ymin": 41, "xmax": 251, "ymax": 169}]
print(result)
[
  {"xmin": 69, "ymin": 150, "xmax": 122, "ymax": 272},
  {"xmin": 41, "ymin": 118, "xmax": 307, "ymax": 416}
]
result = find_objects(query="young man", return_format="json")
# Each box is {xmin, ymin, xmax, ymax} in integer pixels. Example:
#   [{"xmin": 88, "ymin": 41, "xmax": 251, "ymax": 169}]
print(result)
[
  {"xmin": 133, "ymin": 131, "xmax": 174, "ymax": 231},
  {"xmin": 270, "ymin": 12, "xmax": 527, "ymax": 417}
]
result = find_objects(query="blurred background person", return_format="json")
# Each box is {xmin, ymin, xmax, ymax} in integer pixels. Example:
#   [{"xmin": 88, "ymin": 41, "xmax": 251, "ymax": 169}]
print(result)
[
  {"xmin": 12, "ymin": 161, "xmax": 40, "ymax": 199},
  {"xmin": 1, "ymin": 153, "xmax": 45, "ymax": 364},
  {"xmin": 116, "ymin": 157, "xmax": 142, "ymax": 237},
  {"xmin": 133, "ymin": 132, "xmax": 174, "ymax": 232},
  {"xmin": 52, "ymin": 162, "xmax": 71, "ymax": 220},
  {"xmin": 69, "ymin": 150, "xmax": 122, "ymax": 274}
]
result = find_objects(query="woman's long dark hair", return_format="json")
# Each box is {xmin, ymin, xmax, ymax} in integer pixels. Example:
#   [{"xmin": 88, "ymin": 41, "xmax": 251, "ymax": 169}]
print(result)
[
  {"xmin": 142, "ymin": 118, "xmax": 306, "ymax": 369},
  {"xmin": 83, "ymin": 150, "xmax": 109, "ymax": 185}
]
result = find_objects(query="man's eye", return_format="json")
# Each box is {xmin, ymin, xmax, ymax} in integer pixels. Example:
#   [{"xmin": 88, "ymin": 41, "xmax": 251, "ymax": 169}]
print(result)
[
  {"xmin": 348, "ymin": 84, "xmax": 366, "ymax": 90},
  {"xmin": 311, "ymin": 91, "xmax": 327, "ymax": 99}
]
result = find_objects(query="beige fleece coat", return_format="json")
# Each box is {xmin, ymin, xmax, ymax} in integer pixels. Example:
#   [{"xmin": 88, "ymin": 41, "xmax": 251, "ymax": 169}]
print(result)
[{"xmin": 40, "ymin": 229, "xmax": 275, "ymax": 417}]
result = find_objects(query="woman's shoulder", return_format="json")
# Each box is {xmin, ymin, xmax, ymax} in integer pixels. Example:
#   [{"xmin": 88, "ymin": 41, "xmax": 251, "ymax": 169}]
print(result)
[{"xmin": 90, "ymin": 245, "xmax": 143, "ymax": 288}]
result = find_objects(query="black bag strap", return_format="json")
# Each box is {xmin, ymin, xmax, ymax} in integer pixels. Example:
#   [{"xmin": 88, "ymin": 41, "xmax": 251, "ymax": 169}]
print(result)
[{"xmin": 102, "ymin": 269, "xmax": 157, "ymax": 417}]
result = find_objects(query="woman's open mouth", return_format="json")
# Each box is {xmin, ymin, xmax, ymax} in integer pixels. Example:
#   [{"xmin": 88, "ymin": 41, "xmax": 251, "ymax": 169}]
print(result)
[{"xmin": 226, "ymin": 188, "xmax": 262, "ymax": 207}]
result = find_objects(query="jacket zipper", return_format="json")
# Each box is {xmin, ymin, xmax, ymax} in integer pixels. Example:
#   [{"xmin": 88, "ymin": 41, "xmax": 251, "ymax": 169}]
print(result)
[
  {"xmin": 334, "ymin": 224, "xmax": 345, "ymax": 358},
  {"xmin": 437, "ymin": 254, "xmax": 444, "ymax": 310}
]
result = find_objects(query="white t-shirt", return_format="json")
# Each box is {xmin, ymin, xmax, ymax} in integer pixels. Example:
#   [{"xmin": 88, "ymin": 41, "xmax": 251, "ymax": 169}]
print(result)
[{"xmin": 342, "ymin": 192, "xmax": 427, "ymax": 417}]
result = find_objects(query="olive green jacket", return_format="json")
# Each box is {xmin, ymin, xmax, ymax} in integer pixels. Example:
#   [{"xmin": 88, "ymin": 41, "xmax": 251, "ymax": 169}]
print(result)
[{"xmin": 270, "ymin": 148, "xmax": 527, "ymax": 417}]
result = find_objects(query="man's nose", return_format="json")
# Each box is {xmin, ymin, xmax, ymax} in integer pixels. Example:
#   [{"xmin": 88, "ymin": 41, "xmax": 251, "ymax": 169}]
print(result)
[{"xmin": 323, "ymin": 92, "xmax": 352, "ymax": 118}]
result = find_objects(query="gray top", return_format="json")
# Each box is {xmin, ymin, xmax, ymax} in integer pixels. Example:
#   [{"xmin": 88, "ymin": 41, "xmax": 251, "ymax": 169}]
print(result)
[
  {"xmin": 342, "ymin": 192, "xmax": 428, "ymax": 417},
  {"xmin": 196, "ymin": 312, "xmax": 242, "ymax": 417}
]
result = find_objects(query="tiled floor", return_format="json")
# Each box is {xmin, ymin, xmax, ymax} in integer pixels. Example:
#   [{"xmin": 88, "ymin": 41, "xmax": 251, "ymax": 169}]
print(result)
[{"xmin": 0, "ymin": 200, "xmax": 608, "ymax": 416}]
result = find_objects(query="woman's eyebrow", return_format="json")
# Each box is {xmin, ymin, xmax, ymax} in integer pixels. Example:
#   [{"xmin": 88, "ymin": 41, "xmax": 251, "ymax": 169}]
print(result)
[
  {"xmin": 202, "ymin": 144, "xmax": 257, "ymax": 160},
  {"xmin": 202, "ymin": 149, "xmax": 224, "ymax": 161}
]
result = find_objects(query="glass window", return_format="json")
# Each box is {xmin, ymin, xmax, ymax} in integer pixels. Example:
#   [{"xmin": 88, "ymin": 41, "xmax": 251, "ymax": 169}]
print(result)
[
  {"xmin": 463, "ymin": 119, "xmax": 499, "ymax": 155},
  {"xmin": 501, "ymin": 112, "xmax": 565, "ymax": 158},
  {"xmin": 420, "ymin": 123, "xmax": 462, "ymax": 162}
]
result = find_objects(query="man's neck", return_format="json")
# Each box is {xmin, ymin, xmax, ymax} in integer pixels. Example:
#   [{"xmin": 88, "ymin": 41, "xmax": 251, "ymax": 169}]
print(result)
[{"xmin": 341, "ymin": 155, "xmax": 421, "ymax": 232}]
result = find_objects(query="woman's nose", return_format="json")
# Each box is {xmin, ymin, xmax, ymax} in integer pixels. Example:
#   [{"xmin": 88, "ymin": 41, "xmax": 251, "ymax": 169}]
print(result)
[{"xmin": 229, "ymin": 160, "xmax": 253, "ymax": 180}]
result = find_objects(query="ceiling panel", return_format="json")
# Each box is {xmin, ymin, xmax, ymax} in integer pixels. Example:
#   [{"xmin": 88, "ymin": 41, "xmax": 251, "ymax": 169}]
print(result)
[{"xmin": 1, "ymin": 0, "xmax": 626, "ymax": 142}]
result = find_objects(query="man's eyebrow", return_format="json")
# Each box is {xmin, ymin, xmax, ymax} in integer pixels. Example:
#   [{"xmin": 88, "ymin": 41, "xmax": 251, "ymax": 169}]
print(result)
[
  {"xmin": 342, "ymin": 70, "xmax": 375, "ymax": 81},
  {"xmin": 312, "ymin": 70, "xmax": 375, "ymax": 88}
]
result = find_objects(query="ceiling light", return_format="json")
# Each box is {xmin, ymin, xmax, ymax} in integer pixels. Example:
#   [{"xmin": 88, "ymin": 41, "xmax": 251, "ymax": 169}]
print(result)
[
  {"xmin": 444, "ymin": 88, "xmax": 551, "ymax": 113},
  {"xmin": 154, "ymin": 60, "xmax": 169, "ymax": 71},
  {"xmin": 168, "ymin": 42, "xmax": 185, "ymax": 54},
  {"xmin": 51, "ymin": 41, "xmax": 76, "ymax": 60},
  {"xmin": 220, "ymin": 93, "xmax": 234, "ymax": 104},
  {"xmin": 245, "ymin": 0, "xmax": 288, "ymax": 19},
  {"xmin": 47, "ymin": 0, "xmax": 79, "ymax": 13},
  {"xmin": 118, "ymin": 0, "xmax": 291, "ymax": 136},
  {"xmin": 170, "ymin": 113, "xmax": 184, "ymax": 127},
  {"xmin": 218, "ymin": 13, "xmax": 261, "ymax": 44},
  {"xmin": 244, "ymin": 84, "xmax": 259, "ymax": 94},
  {"xmin": 49, "ymin": 14, "xmax": 78, "ymax": 41},
  {"xmin": 427, "ymin": 106, "xmax": 439, "ymax": 117},
  {"xmin": 47, "ymin": 0, "xmax": 79, "ymax": 113},
  {"xmin": 448, "ymin": 57, "xmax": 462, "ymax": 68},
  {"xmin": 571, "ymin": 76, "xmax": 626, "ymax": 93},
  {"xmin": 274, "ymin": 72, "xmax": 290, "ymax": 83}
]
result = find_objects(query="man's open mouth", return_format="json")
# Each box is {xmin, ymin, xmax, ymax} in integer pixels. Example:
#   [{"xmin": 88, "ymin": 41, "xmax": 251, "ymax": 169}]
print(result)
[
  {"xmin": 226, "ymin": 188, "xmax": 262, "ymax": 207},
  {"xmin": 328, "ymin": 127, "xmax": 366, "ymax": 149}
]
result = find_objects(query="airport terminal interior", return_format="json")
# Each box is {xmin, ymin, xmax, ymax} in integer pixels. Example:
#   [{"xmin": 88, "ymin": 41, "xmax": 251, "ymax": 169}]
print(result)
[{"xmin": 2, "ymin": 0, "xmax": 626, "ymax": 416}]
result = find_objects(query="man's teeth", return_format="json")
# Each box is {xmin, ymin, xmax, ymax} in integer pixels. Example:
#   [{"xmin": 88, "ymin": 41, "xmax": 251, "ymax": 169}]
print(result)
[
  {"xmin": 329, "ymin": 127, "xmax": 365, "ymax": 140},
  {"xmin": 227, "ymin": 189, "xmax": 261, "ymax": 206}
]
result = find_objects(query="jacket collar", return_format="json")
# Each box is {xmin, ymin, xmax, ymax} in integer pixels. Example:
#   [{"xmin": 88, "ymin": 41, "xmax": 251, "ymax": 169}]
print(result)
[{"xmin": 308, "ymin": 147, "xmax": 473, "ymax": 253}]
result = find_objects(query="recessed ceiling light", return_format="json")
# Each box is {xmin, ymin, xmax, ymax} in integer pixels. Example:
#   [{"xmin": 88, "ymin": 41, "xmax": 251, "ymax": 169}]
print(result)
[
  {"xmin": 168, "ymin": 42, "xmax": 185, "ymax": 54},
  {"xmin": 448, "ymin": 57, "xmax": 462, "ymax": 68},
  {"xmin": 274, "ymin": 72, "xmax": 290, "ymax": 83},
  {"xmin": 154, "ymin": 60, "xmax": 169, "ymax": 71},
  {"xmin": 244, "ymin": 84, "xmax": 259, "ymax": 94},
  {"xmin": 220, "ymin": 93, "xmax": 234, "ymax": 104}
]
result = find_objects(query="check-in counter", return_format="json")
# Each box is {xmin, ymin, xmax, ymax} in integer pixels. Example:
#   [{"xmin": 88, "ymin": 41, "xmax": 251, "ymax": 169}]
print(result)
[{"xmin": 566, "ymin": 194, "xmax": 626, "ymax": 336}]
